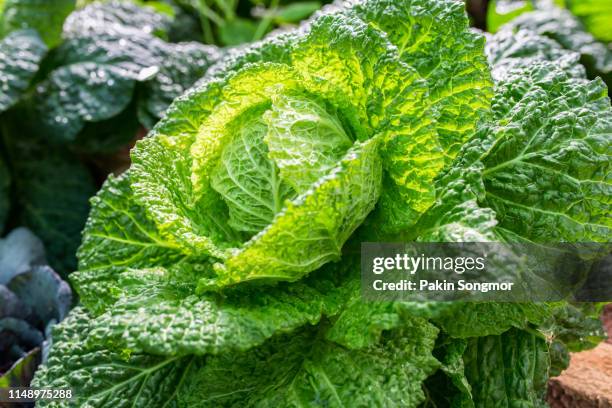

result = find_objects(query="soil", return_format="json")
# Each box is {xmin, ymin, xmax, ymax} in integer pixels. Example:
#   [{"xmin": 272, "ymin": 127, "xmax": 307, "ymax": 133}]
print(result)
[{"xmin": 547, "ymin": 304, "xmax": 612, "ymax": 408}]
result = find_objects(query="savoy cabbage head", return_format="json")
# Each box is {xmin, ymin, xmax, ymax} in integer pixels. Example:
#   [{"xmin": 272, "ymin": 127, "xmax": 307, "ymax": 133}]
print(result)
[{"xmin": 33, "ymin": 0, "xmax": 611, "ymax": 406}]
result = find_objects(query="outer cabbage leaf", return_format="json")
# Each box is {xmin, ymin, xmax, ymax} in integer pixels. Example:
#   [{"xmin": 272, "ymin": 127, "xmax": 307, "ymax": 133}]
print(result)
[
  {"xmin": 179, "ymin": 320, "xmax": 439, "ymax": 408},
  {"xmin": 417, "ymin": 62, "xmax": 611, "ymax": 244},
  {"xmin": 81, "ymin": 265, "xmax": 350, "ymax": 356},
  {"xmin": 0, "ymin": 29, "xmax": 46, "ymax": 113},
  {"xmin": 474, "ymin": 64, "xmax": 611, "ymax": 242},
  {"xmin": 424, "ymin": 329, "xmax": 551, "ymax": 407},
  {"xmin": 348, "ymin": 0, "xmax": 493, "ymax": 161},
  {"xmin": 73, "ymin": 173, "xmax": 188, "ymax": 314},
  {"xmin": 324, "ymin": 293, "xmax": 403, "ymax": 350},
  {"xmin": 32, "ymin": 308, "xmax": 194, "ymax": 408},
  {"xmin": 462, "ymin": 329, "xmax": 550, "ymax": 407},
  {"xmin": 34, "ymin": 309, "xmax": 438, "ymax": 408},
  {"xmin": 392, "ymin": 61, "xmax": 610, "ymax": 340},
  {"xmin": 0, "ymin": 0, "xmax": 74, "ymax": 47},
  {"xmin": 354, "ymin": 61, "xmax": 609, "ymax": 353},
  {"xmin": 423, "ymin": 338, "xmax": 473, "ymax": 408},
  {"xmin": 424, "ymin": 303, "xmax": 555, "ymax": 339},
  {"xmin": 539, "ymin": 303, "xmax": 606, "ymax": 353},
  {"xmin": 328, "ymin": 288, "xmax": 553, "ymax": 342},
  {"xmin": 202, "ymin": 31, "xmax": 296, "ymax": 82}
]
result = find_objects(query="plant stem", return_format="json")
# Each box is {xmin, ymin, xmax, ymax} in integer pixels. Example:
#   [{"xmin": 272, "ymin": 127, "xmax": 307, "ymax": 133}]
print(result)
[
  {"xmin": 252, "ymin": 0, "xmax": 279, "ymax": 41},
  {"xmin": 197, "ymin": 0, "xmax": 225, "ymax": 26},
  {"xmin": 213, "ymin": 0, "xmax": 235, "ymax": 20},
  {"xmin": 200, "ymin": 13, "xmax": 214, "ymax": 44}
]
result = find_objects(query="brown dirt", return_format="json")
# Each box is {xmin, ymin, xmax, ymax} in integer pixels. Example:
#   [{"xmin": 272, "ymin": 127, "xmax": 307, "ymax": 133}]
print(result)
[{"xmin": 547, "ymin": 304, "xmax": 612, "ymax": 408}]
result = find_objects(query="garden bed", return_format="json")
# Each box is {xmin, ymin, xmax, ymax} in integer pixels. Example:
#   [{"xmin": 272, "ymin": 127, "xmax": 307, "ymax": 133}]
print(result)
[{"xmin": 548, "ymin": 304, "xmax": 612, "ymax": 408}]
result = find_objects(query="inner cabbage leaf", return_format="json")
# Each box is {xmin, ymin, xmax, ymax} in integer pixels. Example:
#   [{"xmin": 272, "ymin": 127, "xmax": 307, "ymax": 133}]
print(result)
[
  {"xmin": 210, "ymin": 111, "xmax": 296, "ymax": 234},
  {"xmin": 264, "ymin": 93, "xmax": 354, "ymax": 193}
]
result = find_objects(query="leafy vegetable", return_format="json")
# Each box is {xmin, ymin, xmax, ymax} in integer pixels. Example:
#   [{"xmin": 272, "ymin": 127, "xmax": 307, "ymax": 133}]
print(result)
[
  {"xmin": 31, "ymin": 0, "xmax": 611, "ymax": 406},
  {"xmin": 485, "ymin": 27, "xmax": 585, "ymax": 81},
  {"xmin": 0, "ymin": 228, "xmax": 71, "ymax": 386},
  {"xmin": 1, "ymin": 114, "xmax": 97, "ymax": 274},
  {"xmin": 488, "ymin": 3, "xmax": 611, "ymax": 91},
  {"xmin": 0, "ymin": 29, "xmax": 46, "ymax": 113},
  {"xmin": 0, "ymin": 0, "xmax": 75, "ymax": 47},
  {"xmin": 507, "ymin": 7, "xmax": 611, "ymax": 87},
  {"xmin": 431, "ymin": 63, "xmax": 611, "ymax": 244},
  {"xmin": 461, "ymin": 329, "xmax": 550, "ymax": 407},
  {"xmin": 28, "ymin": 1, "xmax": 221, "ymax": 146},
  {"xmin": 0, "ymin": 154, "xmax": 9, "ymax": 232}
]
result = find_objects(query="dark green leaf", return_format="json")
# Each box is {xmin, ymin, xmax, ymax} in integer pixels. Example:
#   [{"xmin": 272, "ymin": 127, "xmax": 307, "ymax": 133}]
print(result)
[
  {"xmin": 64, "ymin": 1, "xmax": 171, "ymax": 39},
  {"xmin": 463, "ymin": 329, "xmax": 550, "ymax": 407},
  {"xmin": 0, "ymin": 285, "xmax": 26, "ymax": 319},
  {"xmin": 486, "ymin": 27, "xmax": 586, "ymax": 81},
  {"xmin": 33, "ymin": 308, "xmax": 193, "ymax": 408},
  {"xmin": 0, "ymin": 153, "xmax": 10, "ymax": 232},
  {"xmin": 0, "ymin": 29, "xmax": 46, "ymax": 113},
  {"xmin": 31, "ymin": 1, "xmax": 220, "ymax": 144},
  {"xmin": 506, "ymin": 8, "xmax": 611, "ymax": 88},
  {"xmin": 0, "ymin": 0, "xmax": 75, "ymax": 47},
  {"xmin": 179, "ymin": 321, "xmax": 439, "ymax": 407},
  {"xmin": 2, "ymin": 119, "xmax": 96, "ymax": 275}
]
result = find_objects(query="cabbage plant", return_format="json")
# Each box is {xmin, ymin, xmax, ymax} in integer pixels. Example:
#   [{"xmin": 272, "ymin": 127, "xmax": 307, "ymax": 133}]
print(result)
[
  {"xmin": 33, "ymin": 0, "xmax": 611, "ymax": 406},
  {"xmin": 0, "ymin": 228, "xmax": 72, "ymax": 387}
]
